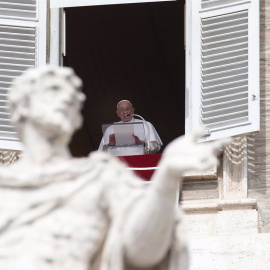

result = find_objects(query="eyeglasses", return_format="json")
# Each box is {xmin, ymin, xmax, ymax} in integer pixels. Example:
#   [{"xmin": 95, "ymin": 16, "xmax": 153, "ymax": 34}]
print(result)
[{"xmin": 117, "ymin": 107, "xmax": 132, "ymax": 113}]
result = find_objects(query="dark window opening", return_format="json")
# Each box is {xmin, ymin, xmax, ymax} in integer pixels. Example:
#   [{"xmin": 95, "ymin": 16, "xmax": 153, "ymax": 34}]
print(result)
[{"xmin": 64, "ymin": 1, "xmax": 185, "ymax": 157}]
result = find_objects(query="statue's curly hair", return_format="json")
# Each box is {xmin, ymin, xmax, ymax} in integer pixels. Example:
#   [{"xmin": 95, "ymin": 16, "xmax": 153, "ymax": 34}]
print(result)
[{"xmin": 8, "ymin": 65, "xmax": 85, "ymax": 125}]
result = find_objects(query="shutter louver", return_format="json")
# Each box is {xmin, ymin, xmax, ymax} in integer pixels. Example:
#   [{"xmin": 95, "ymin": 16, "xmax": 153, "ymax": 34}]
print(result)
[
  {"xmin": 201, "ymin": 10, "xmax": 249, "ymax": 132},
  {"xmin": 0, "ymin": 1, "xmax": 36, "ymax": 20},
  {"xmin": 201, "ymin": 0, "xmax": 250, "ymax": 10},
  {"xmin": 0, "ymin": 25, "xmax": 36, "ymax": 141}
]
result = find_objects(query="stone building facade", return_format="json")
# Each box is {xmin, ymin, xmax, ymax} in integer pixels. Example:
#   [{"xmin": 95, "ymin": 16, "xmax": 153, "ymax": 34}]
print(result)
[{"xmin": 0, "ymin": 0, "xmax": 270, "ymax": 269}]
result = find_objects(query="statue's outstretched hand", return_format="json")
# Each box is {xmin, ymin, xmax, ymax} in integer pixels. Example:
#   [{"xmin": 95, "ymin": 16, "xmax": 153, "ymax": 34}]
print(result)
[{"xmin": 160, "ymin": 128, "xmax": 231, "ymax": 178}]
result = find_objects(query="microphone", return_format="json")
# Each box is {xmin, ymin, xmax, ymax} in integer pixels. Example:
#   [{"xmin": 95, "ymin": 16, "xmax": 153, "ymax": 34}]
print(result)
[{"xmin": 124, "ymin": 114, "xmax": 151, "ymax": 154}]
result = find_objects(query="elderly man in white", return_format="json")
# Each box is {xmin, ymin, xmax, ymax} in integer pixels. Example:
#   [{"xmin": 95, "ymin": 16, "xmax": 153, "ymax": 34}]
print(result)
[
  {"xmin": 99, "ymin": 100, "xmax": 163, "ymax": 153},
  {"xmin": 0, "ymin": 65, "xmax": 229, "ymax": 270}
]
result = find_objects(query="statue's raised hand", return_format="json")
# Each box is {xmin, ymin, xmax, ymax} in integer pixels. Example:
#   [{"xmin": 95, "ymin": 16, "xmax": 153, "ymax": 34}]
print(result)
[
  {"xmin": 123, "ymin": 128, "xmax": 231, "ymax": 267},
  {"xmin": 160, "ymin": 128, "xmax": 231, "ymax": 178}
]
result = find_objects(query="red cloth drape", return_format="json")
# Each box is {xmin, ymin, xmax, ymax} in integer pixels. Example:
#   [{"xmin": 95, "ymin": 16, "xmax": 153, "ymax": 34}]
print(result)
[{"xmin": 118, "ymin": 153, "xmax": 162, "ymax": 181}]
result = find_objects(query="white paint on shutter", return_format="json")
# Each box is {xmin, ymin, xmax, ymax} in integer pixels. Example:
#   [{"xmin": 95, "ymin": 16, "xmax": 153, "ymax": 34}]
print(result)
[
  {"xmin": 201, "ymin": 10, "xmax": 249, "ymax": 132},
  {"xmin": 186, "ymin": 0, "xmax": 259, "ymax": 141},
  {"xmin": 0, "ymin": 1, "xmax": 36, "ymax": 20},
  {"xmin": 0, "ymin": 0, "xmax": 46, "ymax": 150}
]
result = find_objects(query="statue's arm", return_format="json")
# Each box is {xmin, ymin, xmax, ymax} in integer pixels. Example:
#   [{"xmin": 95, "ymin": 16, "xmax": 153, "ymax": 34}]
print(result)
[{"xmin": 123, "ymin": 130, "xmax": 230, "ymax": 268}]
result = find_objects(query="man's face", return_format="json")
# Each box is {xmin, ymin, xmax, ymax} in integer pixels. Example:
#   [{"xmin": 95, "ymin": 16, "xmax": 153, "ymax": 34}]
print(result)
[
  {"xmin": 116, "ymin": 101, "xmax": 134, "ymax": 122},
  {"xmin": 29, "ymin": 76, "xmax": 84, "ymax": 139}
]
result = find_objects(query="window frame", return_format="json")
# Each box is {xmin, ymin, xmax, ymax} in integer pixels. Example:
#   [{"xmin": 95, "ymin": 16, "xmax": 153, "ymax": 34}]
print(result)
[{"xmin": 50, "ymin": 0, "xmax": 175, "ymax": 9}]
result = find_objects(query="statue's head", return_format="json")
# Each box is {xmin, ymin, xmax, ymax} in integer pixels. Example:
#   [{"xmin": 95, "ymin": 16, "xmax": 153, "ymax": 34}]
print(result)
[{"xmin": 9, "ymin": 65, "xmax": 85, "ymax": 143}]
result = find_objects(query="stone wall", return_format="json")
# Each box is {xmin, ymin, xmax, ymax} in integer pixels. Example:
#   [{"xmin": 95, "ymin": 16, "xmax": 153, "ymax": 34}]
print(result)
[
  {"xmin": 247, "ymin": 0, "xmax": 270, "ymax": 233},
  {"xmin": 0, "ymin": 150, "xmax": 19, "ymax": 166}
]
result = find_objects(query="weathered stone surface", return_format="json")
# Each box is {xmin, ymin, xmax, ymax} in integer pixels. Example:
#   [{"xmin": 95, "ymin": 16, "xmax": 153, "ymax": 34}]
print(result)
[
  {"xmin": 254, "ymin": 234, "xmax": 270, "ymax": 269},
  {"xmin": 185, "ymin": 212, "xmax": 217, "ymax": 236},
  {"xmin": 216, "ymin": 210, "xmax": 258, "ymax": 235},
  {"xmin": 189, "ymin": 234, "xmax": 270, "ymax": 270}
]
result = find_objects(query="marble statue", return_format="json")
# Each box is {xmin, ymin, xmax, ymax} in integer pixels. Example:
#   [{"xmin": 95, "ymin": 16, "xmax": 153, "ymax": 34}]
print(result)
[{"xmin": 0, "ymin": 66, "xmax": 228, "ymax": 270}]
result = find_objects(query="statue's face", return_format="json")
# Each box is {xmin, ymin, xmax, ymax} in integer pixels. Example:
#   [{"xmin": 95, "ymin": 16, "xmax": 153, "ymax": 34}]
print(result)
[{"xmin": 29, "ymin": 75, "xmax": 83, "ymax": 140}]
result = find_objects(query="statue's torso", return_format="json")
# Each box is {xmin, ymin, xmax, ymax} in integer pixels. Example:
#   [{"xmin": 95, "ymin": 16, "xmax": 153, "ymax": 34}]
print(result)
[{"xmin": 0, "ymin": 154, "xmax": 116, "ymax": 270}]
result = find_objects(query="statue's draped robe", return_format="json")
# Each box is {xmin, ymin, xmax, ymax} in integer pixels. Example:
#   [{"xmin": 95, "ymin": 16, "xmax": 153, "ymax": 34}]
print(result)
[{"xmin": 0, "ymin": 152, "xmax": 188, "ymax": 270}]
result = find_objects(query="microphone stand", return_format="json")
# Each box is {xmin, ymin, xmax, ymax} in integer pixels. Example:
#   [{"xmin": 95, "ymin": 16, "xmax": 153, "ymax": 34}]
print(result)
[{"xmin": 125, "ymin": 114, "xmax": 151, "ymax": 154}]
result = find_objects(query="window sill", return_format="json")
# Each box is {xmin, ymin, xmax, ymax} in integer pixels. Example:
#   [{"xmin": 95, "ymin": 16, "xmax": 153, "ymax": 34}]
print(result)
[{"xmin": 183, "ymin": 165, "xmax": 217, "ymax": 180}]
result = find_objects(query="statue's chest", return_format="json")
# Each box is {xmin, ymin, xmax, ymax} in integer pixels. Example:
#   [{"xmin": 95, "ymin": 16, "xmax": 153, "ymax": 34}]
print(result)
[
  {"xmin": 0, "ymin": 177, "xmax": 108, "ymax": 265},
  {"xmin": 37, "ymin": 177, "xmax": 106, "ymax": 229},
  {"xmin": 36, "ymin": 178, "xmax": 107, "ymax": 238}
]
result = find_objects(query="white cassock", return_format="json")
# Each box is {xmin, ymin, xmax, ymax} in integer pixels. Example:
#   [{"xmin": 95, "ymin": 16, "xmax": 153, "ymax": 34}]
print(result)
[{"xmin": 98, "ymin": 118, "xmax": 163, "ymax": 153}]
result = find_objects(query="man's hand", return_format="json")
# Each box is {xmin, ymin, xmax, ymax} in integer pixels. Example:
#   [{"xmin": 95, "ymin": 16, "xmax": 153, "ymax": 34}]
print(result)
[
  {"xmin": 133, "ymin": 135, "xmax": 144, "ymax": 145},
  {"xmin": 108, "ymin": 134, "xmax": 116, "ymax": 146}
]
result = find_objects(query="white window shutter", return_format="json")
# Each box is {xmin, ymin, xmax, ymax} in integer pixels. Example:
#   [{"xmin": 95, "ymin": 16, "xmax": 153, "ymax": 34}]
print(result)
[
  {"xmin": 0, "ymin": 0, "xmax": 47, "ymax": 150},
  {"xmin": 185, "ymin": 0, "xmax": 259, "ymax": 141}
]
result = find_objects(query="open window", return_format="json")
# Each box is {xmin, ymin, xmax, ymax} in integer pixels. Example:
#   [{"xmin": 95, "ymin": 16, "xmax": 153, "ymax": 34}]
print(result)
[
  {"xmin": 50, "ymin": 0, "xmax": 185, "ymax": 156},
  {"xmin": 0, "ymin": 0, "xmax": 47, "ymax": 150},
  {"xmin": 185, "ymin": 0, "xmax": 260, "ymax": 141},
  {"xmin": 0, "ymin": 0, "xmax": 260, "ymax": 153}
]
